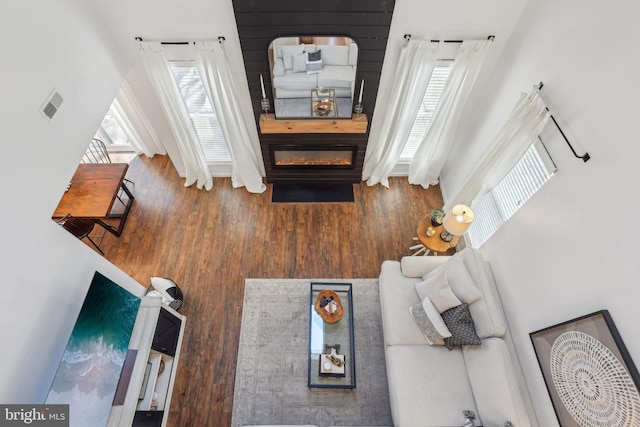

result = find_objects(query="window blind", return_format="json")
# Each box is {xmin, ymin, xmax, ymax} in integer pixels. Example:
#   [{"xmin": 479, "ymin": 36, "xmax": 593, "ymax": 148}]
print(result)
[
  {"xmin": 399, "ymin": 60, "xmax": 454, "ymax": 162},
  {"xmin": 468, "ymin": 140, "xmax": 556, "ymax": 247},
  {"xmin": 169, "ymin": 62, "xmax": 231, "ymax": 163}
]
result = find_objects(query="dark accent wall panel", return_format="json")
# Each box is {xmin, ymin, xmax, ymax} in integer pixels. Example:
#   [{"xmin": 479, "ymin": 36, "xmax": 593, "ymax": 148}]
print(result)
[{"xmin": 233, "ymin": 0, "xmax": 395, "ymax": 183}]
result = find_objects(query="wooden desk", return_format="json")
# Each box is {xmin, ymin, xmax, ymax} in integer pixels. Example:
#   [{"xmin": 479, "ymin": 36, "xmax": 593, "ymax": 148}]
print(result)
[
  {"xmin": 411, "ymin": 216, "xmax": 459, "ymax": 256},
  {"xmin": 53, "ymin": 163, "xmax": 134, "ymax": 236}
]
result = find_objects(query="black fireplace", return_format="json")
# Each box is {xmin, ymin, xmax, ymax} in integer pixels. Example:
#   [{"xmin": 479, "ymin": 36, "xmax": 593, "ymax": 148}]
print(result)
[
  {"xmin": 262, "ymin": 137, "xmax": 364, "ymax": 183},
  {"xmin": 233, "ymin": 0, "xmax": 394, "ymax": 185}
]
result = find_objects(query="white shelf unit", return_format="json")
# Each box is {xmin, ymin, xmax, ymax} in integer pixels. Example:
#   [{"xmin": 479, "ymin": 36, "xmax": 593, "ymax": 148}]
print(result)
[
  {"xmin": 137, "ymin": 351, "xmax": 174, "ymax": 412},
  {"xmin": 107, "ymin": 296, "xmax": 186, "ymax": 427}
]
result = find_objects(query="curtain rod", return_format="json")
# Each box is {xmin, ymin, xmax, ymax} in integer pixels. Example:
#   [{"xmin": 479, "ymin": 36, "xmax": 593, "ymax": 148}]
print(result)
[
  {"xmin": 537, "ymin": 81, "xmax": 590, "ymax": 162},
  {"xmin": 403, "ymin": 34, "xmax": 495, "ymax": 43},
  {"xmin": 135, "ymin": 36, "xmax": 226, "ymax": 44}
]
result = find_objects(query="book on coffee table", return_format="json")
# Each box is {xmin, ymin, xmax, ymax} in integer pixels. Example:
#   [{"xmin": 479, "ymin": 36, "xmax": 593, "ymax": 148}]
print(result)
[{"xmin": 319, "ymin": 353, "xmax": 346, "ymax": 377}]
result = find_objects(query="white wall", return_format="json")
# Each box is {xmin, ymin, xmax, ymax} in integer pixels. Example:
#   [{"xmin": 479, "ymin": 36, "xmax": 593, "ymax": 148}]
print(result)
[
  {"xmin": 96, "ymin": 0, "xmax": 256, "ymax": 179},
  {"xmin": 441, "ymin": 1, "xmax": 640, "ymax": 425},
  {"xmin": 0, "ymin": 0, "xmax": 144, "ymax": 403},
  {"xmin": 369, "ymin": 0, "xmax": 530, "ymax": 171}
]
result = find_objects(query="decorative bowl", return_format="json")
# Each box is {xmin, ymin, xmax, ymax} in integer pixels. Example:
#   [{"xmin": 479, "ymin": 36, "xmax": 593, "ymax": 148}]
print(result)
[
  {"xmin": 314, "ymin": 290, "xmax": 344, "ymax": 323},
  {"xmin": 314, "ymin": 100, "xmax": 333, "ymax": 116}
]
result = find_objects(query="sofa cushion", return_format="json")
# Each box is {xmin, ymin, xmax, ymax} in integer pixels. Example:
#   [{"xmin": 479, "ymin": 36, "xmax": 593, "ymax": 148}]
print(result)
[
  {"xmin": 385, "ymin": 345, "xmax": 480, "ymax": 427},
  {"xmin": 319, "ymin": 44, "xmax": 349, "ymax": 65},
  {"xmin": 421, "ymin": 254, "xmax": 482, "ymax": 305},
  {"xmin": 317, "ymin": 65, "xmax": 355, "ymax": 89},
  {"xmin": 348, "ymin": 43, "xmax": 358, "ymax": 66},
  {"xmin": 379, "ymin": 261, "xmax": 429, "ymax": 346},
  {"xmin": 458, "ymin": 249, "xmax": 507, "ymax": 339},
  {"xmin": 408, "ymin": 296, "xmax": 451, "ymax": 345},
  {"xmin": 273, "ymin": 71, "xmax": 318, "ymax": 90},
  {"xmin": 441, "ymin": 304, "xmax": 482, "ymax": 350},
  {"xmin": 415, "ymin": 269, "xmax": 461, "ymax": 313},
  {"xmin": 272, "ymin": 58, "xmax": 285, "ymax": 77},
  {"xmin": 400, "ymin": 255, "xmax": 448, "ymax": 278},
  {"xmin": 463, "ymin": 338, "xmax": 530, "ymax": 427}
]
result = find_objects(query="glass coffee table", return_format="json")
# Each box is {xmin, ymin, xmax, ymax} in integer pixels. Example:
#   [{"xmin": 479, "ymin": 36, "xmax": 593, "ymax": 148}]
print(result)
[
  {"xmin": 308, "ymin": 282, "xmax": 356, "ymax": 389},
  {"xmin": 310, "ymin": 88, "xmax": 338, "ymax": 118}
]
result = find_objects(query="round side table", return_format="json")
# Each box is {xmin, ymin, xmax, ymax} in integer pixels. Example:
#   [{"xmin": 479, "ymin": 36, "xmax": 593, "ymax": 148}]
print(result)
[{"xmin": 410, "ymin": 216, "xmax": 459, "ymax": 256}]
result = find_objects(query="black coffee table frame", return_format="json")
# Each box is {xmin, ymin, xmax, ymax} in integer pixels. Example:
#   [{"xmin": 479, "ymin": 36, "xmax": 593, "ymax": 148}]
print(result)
[{"xmin": 307, "ymin": 282, "xmax": 356, "ymax": 389}]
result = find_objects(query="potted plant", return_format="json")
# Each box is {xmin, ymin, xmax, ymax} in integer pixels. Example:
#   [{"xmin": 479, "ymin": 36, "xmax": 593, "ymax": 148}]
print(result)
[{"xmin": 430, "ymin": 208, "xmax": 445, "ymax": 226}]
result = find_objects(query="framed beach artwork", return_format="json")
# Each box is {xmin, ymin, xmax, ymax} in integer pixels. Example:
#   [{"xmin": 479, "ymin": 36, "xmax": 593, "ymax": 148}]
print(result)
[
  {"xmin": 46, "ymin": 272, "xmax": 141, "ymax": 427},
  {"xmin": 530, "ymin": 310, "xmax": 640, "ymax": 426}
]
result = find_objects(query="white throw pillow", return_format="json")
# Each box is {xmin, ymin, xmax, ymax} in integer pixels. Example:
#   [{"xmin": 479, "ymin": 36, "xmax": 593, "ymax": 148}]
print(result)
[
  {"xmin": 422, "ymin": 255, "xmax": 482, "ymax": 304},
  {"xmin": 409, "ymin": 296, "xmax": 452, "ymax": 345},
  {"xmin": 280, "ymin": 44, "xmax": 306, "ymax": 70},
  {"xmin": 292, "ymin": 53, "xmax": 307, "ymax": 73},
  {"xmin": 414, "ymin": 269, "xmax": 461, "ymax": 313}
]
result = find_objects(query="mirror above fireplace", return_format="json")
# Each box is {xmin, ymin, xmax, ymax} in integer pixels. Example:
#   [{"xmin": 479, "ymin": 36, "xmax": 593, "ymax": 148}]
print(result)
[{"xmin": 268, "ymin": 36, "xmax": 358, "ymax": 120}]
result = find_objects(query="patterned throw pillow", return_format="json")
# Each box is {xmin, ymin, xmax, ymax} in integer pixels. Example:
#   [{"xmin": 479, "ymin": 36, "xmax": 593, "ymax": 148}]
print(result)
[
  {"xmin": 440, "ymin": 303, "xmax": 481, "ymax": 350},
  {"xmin": 409, "ymin": 297, "xmax": 451, "ymax": 345},
  {"xmin": 306, "ymin": 59, "xmax": 323, "ymax": 74}
]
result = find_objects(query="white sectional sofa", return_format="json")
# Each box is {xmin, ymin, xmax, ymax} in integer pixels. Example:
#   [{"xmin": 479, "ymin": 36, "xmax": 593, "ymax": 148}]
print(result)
[
  {"xmin": 272, "ymin": 43, "xmax": 357, "ymax": 99},
  {"xmin": 378, "ymin": 248, "xmax": 538, "ymax": 427}
]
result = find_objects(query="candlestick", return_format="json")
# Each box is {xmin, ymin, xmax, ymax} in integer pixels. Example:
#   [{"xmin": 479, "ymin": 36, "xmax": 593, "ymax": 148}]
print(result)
[
  {"xmin": 358, "ymin": 80, "xmax": 364, "ymax": 103},
  {"xmin": 260, "ymin": 74, "xmax": 266, "ymax": 98},
  {"xmin": 261, "ymin": 97, "xmax": 270, "ymax": 118}
]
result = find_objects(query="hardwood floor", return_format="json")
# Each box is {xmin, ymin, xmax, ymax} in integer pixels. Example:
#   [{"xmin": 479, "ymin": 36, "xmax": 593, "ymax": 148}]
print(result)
[{"xmin": 101, "ymin": 155, "xmax": 449, "ymax": 426}]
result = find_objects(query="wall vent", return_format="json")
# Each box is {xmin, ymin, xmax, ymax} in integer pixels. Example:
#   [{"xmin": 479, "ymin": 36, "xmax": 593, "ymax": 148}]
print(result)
[{"xmin": 42, "ymin": 90, "xmax": 64, "ymax": 120}]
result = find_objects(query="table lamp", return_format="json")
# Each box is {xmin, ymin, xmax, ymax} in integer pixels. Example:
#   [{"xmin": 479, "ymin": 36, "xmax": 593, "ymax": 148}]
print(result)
[{"xmin": 440, "ymin": 204, "xmax": 474, "ymax": 242}]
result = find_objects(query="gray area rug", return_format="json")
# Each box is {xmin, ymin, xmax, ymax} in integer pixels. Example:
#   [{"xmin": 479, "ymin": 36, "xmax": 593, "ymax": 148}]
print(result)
[
  {"xmin": 275, "ymin": 97, "xmax": 353, "ymax": 118},
  {"xmin": 232, "ymin": 279, "xmax": 392, "ymax": 427}
]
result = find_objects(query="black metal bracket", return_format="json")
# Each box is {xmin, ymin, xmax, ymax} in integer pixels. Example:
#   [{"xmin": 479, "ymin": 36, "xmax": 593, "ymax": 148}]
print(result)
[
  {"xmin": 538, "ymin": 82, "xmax": 591, "ymax": 163},
  {"xmin": 134, "ymin": 36, "xmax": 226, "ymax": 45},
  {"xmin": 406, "ymin": 34, "xmax": 495, "ymax": 43}
]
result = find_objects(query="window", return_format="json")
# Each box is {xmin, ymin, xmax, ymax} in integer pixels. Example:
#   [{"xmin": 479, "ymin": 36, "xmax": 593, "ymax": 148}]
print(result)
[
  {"xmin": 95, "ymin": 100, "xmax": 133, "ymax": 151},
  {"xmin": 467, "ymin": 140, "xmax": 557, "ymax": 247},
  {"xmin": 399, "ymin": 60, "xmax": 454, "ymax": 162},
  {"xmin": 169, "ymin": 62, "xmax": 231, "ymax": 164}
]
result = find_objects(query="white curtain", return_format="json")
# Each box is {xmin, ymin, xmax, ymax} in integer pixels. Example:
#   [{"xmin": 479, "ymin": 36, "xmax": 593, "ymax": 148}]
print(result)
[
  {"xmin": 362, "ymin": 39, "xmax": 441, "ymax": 187},
  {"xmin": 444, "ymin": 87, "xmax": 551, "ymax": 211},
  {"xmin": 408, "ymin": 40, "xmax": 492, "ymax": 188},
  {"xmin": 113, "ymin": 81, "xmax": 166, "ymax": 158},
  {"xmin": 194, "ymin": 41, "xmax": 266, "ymax": 194},
  {"xmin": 138, "ymin": 41, "xmax": 213, "ymax": 190}
]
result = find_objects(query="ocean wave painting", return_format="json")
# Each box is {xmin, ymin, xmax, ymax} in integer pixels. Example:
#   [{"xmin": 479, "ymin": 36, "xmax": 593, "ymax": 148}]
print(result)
[{"xmin": 46, "ymin": 272, "xmax": 141, "ymax": 427}]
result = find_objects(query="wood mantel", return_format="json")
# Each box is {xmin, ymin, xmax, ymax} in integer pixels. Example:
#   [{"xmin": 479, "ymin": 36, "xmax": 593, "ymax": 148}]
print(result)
[{"xmin": 259, "ymin": 114, "xmax": 368, "ymax": 134}]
